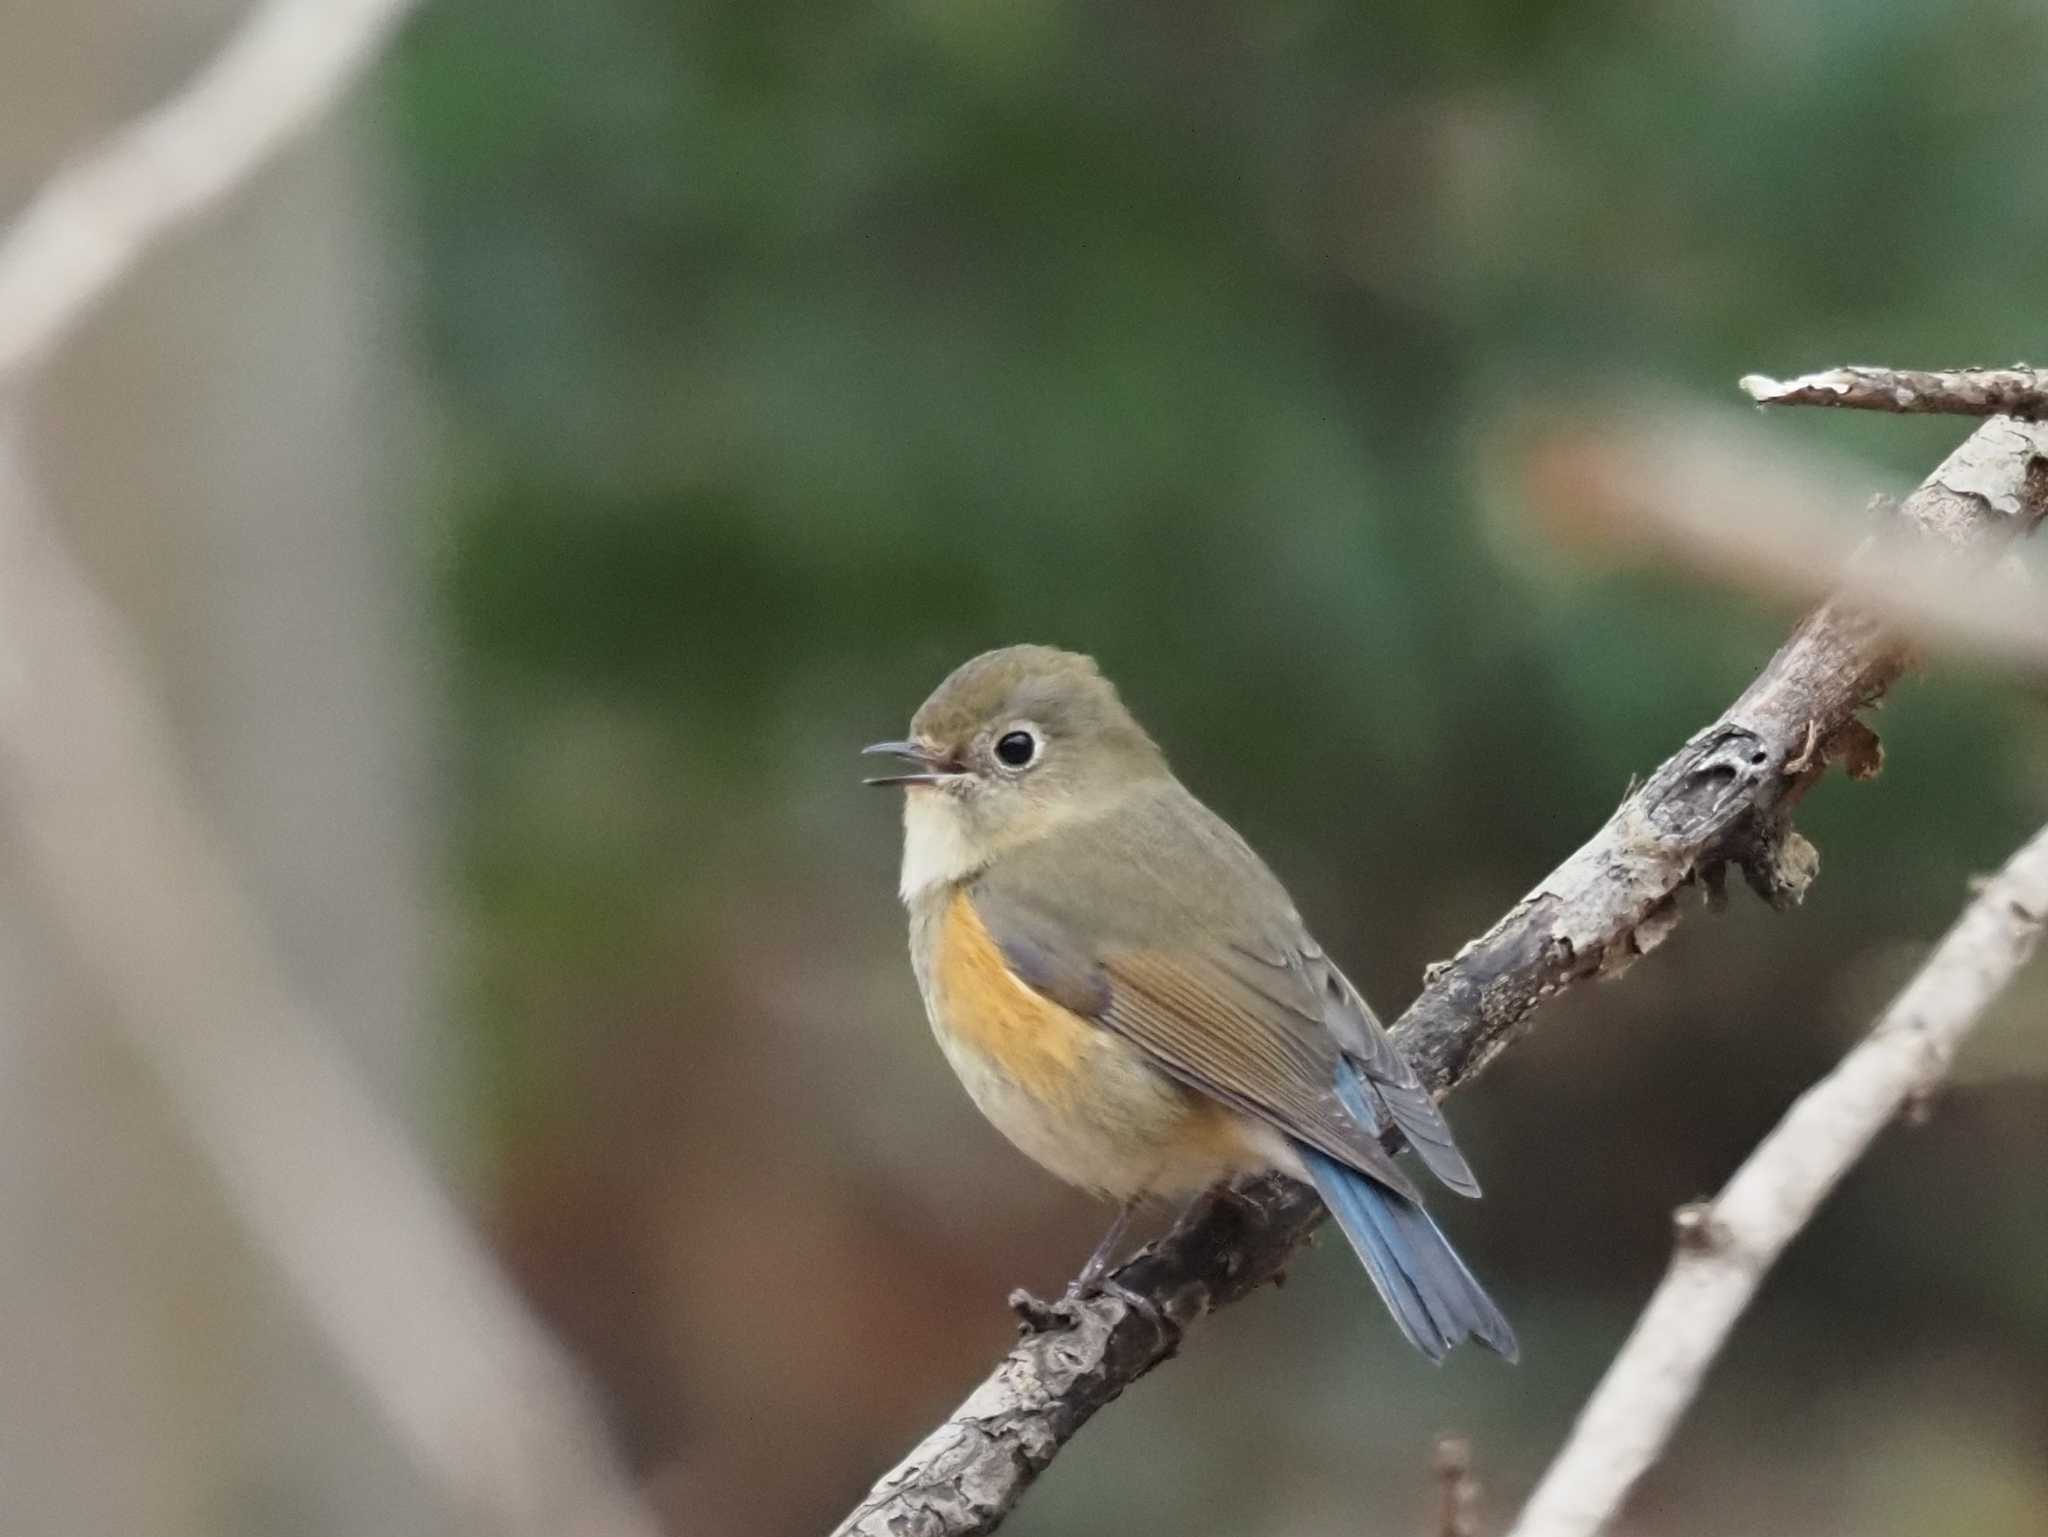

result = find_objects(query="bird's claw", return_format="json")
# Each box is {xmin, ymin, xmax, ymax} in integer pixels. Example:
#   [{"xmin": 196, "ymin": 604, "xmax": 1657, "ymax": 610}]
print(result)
[
  {"xmin": 1010, "ymin": 1276, "xmax": 1155, "ymax": 1334},
  {"xmin": 1008, "ymin": 1286, "xmax": 1076, "ymax": 1333}
]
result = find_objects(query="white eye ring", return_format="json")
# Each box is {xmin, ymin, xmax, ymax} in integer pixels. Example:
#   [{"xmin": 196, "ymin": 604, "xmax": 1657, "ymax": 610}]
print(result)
[{"xmin": 991, "ymin": 724, "xmax": 1041, "ymax": 771}]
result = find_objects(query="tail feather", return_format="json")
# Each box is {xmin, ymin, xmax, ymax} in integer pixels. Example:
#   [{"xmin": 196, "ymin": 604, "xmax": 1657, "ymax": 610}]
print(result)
[{"xmin": 1301, "ymin": 1146, "xmax": 1518, "ymax": 1363}]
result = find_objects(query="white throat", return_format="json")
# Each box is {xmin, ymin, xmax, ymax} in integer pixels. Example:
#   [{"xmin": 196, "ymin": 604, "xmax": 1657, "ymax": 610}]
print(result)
[{"xmin": 898, "ymin": 791, "xmax": 983, "ymax": 902}]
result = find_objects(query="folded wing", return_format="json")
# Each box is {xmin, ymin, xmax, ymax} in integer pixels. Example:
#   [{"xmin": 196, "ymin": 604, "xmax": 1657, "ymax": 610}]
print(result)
[{"xmin": 969, "ymin": 783, "xmax": 1480, "ymax": 1202}]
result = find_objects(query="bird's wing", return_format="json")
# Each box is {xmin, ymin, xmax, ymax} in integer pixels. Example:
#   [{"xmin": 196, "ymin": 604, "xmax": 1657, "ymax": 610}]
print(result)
[
  {"xmin": 1227, "ymin": 939, "xmax": 1479, "ymax": 1196},
  {"xmin": 976, "ymin": 880, "xmax": 1420, "ymax": 1202},
  {"xmin": 966, "ymin": 782, "xmax": 1471, "ymax": 1201}
]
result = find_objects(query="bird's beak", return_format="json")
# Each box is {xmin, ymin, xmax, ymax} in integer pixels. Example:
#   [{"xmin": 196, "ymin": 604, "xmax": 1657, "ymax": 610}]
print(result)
[{"xmin": 861, "ymin": 740, "xmax": 960, "ymax": 787}]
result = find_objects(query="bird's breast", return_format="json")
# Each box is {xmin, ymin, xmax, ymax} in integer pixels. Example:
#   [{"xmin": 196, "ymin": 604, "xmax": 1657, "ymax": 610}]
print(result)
[{"xmin": 909, "ymin": 887, "xmax": 1279, "ymax": 1198}]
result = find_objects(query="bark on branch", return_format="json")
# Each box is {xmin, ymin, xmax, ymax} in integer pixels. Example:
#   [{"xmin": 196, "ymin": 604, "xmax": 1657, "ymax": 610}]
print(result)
[
  {"xmin": 1506, "ymin": 819, "xmax": 2048, "ymax": 1537},
  {"xmin": 1741, "ymin": 365, "xmax": 2048, "ymax": 420},
  {"xmin": 834, "ymin": 413, "xmax": 2048, "ymax": 1537}
]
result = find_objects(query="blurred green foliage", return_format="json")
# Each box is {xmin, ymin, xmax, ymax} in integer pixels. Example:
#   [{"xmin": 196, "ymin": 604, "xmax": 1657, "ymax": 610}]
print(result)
[{"xmin": 390, "ymin": 3, "xmax": 2048, "ymax": 1533}]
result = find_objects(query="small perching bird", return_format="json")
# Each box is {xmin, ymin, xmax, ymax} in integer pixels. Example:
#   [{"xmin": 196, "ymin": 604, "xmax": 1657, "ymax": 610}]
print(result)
[{"xmin": 866, "ymin": 645, "xmax": 1514, "ymax": 1361}]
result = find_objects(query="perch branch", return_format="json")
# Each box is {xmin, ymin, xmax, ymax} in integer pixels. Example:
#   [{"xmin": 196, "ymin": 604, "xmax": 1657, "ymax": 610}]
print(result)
[
  {"xmin": 0, "ymin": 0, "xmax": 420, "ymax": 393},
  {"xmin": 834, "ymin": 412, "xmax": 2048, "ymax": 1537},
  {"xmin": 1741, "ymin": 365, "xmax": 2048, "ymax": 421},
  {"xmin": 1506, "ymin": 820, "xmax": 2048, "ymax": 1537},
  {"xmin": 0, "ymin": 3, "xmax": 664, "ymax": 1534}
]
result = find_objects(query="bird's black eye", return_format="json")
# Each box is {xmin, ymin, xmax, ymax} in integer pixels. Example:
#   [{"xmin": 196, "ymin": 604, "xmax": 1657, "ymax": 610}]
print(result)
[{"xmin": 994, "ymin": 729, "xmax": 1038, "ymax": 769}]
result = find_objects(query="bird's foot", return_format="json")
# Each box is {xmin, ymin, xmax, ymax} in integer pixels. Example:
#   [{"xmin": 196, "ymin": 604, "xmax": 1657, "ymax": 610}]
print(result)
[
  {"xmin": 1009, "ymin": 1274, "xmax": 1158, "ymax": 1334},
  {"xmin": 1008, "ymin": 1286, "xmax": 1074, "ymax": 1333}
]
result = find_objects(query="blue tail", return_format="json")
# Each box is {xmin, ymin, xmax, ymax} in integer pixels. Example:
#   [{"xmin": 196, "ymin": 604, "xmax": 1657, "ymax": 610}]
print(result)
[
  {"xmin": 1302, "ymin": 1148, "xmax": 1517, "ymax": 1362},
  {"xmin": 1303, "ymin": 1059, "xmax": 1515, "ymax": 1361}
]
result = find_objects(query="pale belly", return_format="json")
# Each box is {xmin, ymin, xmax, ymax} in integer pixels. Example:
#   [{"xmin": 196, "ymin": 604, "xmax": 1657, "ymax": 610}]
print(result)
[{"xmin": 930, "ymin": 1016, "xmax": 1194, "ymax": 1197}]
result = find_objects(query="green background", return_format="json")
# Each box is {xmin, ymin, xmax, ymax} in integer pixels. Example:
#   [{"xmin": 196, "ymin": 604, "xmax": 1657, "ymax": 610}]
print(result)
[{"xmin": 389, "ymin": 3, "xmax": 2048, "ymax": 1531}]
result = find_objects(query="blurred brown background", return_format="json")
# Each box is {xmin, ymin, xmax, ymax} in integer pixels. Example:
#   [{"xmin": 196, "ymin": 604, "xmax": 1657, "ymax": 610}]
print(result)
[{"xmin": 4, "ymin": 2, "xmax": 2047, "ymax": 1534}]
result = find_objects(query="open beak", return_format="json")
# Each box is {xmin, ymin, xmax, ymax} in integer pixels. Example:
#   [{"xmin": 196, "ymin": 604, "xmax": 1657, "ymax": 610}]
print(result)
[{"xmin": 862, "ymin": 740, "xmax": 960, "ymax": 787}]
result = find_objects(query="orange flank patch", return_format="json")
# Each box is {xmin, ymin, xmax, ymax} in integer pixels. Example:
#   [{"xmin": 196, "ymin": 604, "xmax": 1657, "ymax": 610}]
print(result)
[
  {"xmin": 932, "ymin": 892, "xmax": 1100, "ymax": 1112},
  {"xmin": 932, "ymin": 892, "xmax": 1266, "ymax": 1188}
]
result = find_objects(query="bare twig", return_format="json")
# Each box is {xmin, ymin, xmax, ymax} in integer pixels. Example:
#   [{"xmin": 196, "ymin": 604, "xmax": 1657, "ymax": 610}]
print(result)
[
  {"xmin": 1741, "ymin": 365, "xmax": 2048, "ymax": 421},
  {"xmin": 1518, "ymin": 410, "xmax": 2048, "ymax": 674},
  {"xmin": 0, "ymin": 2, "xmax": 665, "ymax": 1533},
  {"xmin": 834, "ymin": 413, "xmax": 2048, "ymax": 1537},
  {"xmin": 0, "ymin": 0, "xmax": 419, "ymax": 393},
  {"xmin": 1505, "ymin": 822, "xmax": 2048, "ymax": 1537}
]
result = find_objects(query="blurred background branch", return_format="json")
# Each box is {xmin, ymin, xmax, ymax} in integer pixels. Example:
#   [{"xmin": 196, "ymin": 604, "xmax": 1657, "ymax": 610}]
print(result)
[
  {"xmin": 834, "ymin": 407, "xmax": 2048, "ymax": 1535},
  {"xmin": 1508, "ymin": 818, "xmax": 2048, "ymax": 1537},
  {"xmin": 0, "ymin": 3, "xmax": 663, "ymax": 1534},
  {"xmin": 0, "ymin": 433, "xmax": 660, "ymax": 1537},
  {"xmin": 1514, "ymin": 407, "xmax": 2048, "ymax": 673},
  {"xmin": 1742, "ymin": 366, "xmax": 2048, "ymax": 422},
  {"xmin": 1434, "ymin": 1434, "xmax": 1482, "ymax": 1537},
  {"xmin": 0, "ymin": 0, "xmax": 418, "ymax": 392}
]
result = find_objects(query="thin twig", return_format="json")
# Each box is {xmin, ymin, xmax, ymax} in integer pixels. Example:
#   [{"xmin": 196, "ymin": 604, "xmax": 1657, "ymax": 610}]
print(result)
[
  {"xmin": 1741, "ymin": 365, "xmax": 2048, "ymax": 421},
  {"xmin": 0, "ymin": 1, "xmax": 665, "ymax": 1531},
  {"xmin": 834, "ymin": 413, "xmax": 2048, "ymax": 1537},
  {"xmin": 1505, "ymin": 822, "xmax": 2048, "ymax": 1537},
  {"xmin": 0, "ymin": 0, "xmax": 419, "ymax": 393},
  {"xmin": 1433, "ymin": 1435, "xmax": 1480, "ymax": 1537}
]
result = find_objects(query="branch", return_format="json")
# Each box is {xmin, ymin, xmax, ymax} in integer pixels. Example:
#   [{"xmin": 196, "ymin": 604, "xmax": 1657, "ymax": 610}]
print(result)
[
  {"xmin": 1741, "ymin": 365, "xmax": 2048, "ymax": 421},
  {"xmin": 835, "ymin": 413, "xmax": 2048, "ymax": 1537},
  {"xmin": 0, "ymin": 0, "xmax": 419, "ymax": 393},
  {"xmin": 1505, "ymin": 821, "xmax": 2048, "ymax": 1537},
  {"xmin": 0, "ymin": 3, "xmax": 664, "ymax": 1533}
]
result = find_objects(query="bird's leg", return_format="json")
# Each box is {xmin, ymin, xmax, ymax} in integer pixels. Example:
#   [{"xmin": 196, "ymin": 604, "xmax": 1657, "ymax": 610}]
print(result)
[
  {"xmin": 1012, "ymin": 1198, "xmax": 1160, "ymax": 1332},
  {"xmin": 1069, "ymin": 1198, "xmax": 1142, "ymax": 1297}
]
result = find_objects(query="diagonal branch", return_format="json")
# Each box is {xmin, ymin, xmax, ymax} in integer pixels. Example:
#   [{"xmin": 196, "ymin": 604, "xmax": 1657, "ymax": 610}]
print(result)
[
  {"xmin": 1741, "ymin": 365, "xmax": 2048, "ymax": 421},
  {"xmin": 833, "ymin": 411, "xmax": 2048, "ymax": 1537},
  {"xmin": 1505, "ymin": 819, "xmax": 2048, "ymax": 1537}
]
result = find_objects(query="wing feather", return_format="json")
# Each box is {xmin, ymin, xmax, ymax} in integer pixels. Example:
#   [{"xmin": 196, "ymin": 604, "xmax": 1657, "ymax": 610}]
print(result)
[
  {"xmin": 1224, "ymin": 942, "xmax": 1480, "ymax": 1196},
  {"xmin": 965, "ymin": 780, "xmax": 1480, "ymax": 1202},
  {"xmin": 1097, "ymin": 948, "xmax": 1420, "ymax": 1201}
]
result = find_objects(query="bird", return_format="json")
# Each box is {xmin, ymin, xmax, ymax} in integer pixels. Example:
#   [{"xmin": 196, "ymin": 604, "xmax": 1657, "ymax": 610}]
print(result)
[{"xmin": 864, "ymin": 644, "xmax": 1515, "ymax": 1361}]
